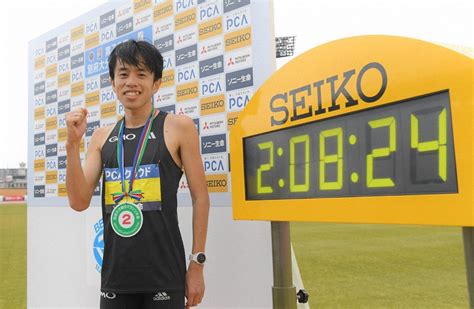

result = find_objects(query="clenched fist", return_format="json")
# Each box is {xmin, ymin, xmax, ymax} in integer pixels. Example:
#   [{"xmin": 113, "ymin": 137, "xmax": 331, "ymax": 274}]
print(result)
[{"xmin": 66, "ymin": 108, "xmax": 88, "ymax": 145}]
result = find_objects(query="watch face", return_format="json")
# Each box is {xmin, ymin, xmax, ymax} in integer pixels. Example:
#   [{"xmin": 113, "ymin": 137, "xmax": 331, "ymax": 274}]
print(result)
[{"xmin": 197, "ymin": 253, "xmax": 206, "ymax": 264}]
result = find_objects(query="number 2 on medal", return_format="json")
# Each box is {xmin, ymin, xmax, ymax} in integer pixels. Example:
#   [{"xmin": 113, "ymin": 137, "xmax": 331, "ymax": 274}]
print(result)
[{"xmin": 122, "ymin": 214, "xmax": 131, "ymax": 225}]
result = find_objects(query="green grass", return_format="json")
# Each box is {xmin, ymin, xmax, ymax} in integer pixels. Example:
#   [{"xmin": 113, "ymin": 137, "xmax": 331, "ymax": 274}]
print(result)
[
  {"xmin": 0, "ymin": 204, "xmax": 26, "ymax": 309},
  {"xmin": 291, "ymin": 222, "xmax": 468, "ymax": 308},
  {"xmin": 0, "ymin": 205, "xmax": 469, "ymax": 308}
]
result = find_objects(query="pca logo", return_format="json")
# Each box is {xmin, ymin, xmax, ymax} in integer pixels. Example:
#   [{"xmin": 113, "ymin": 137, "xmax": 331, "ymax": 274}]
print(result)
[{"xmin": 93, "ymin": 219, "xmax": 104, "ymax": 273}]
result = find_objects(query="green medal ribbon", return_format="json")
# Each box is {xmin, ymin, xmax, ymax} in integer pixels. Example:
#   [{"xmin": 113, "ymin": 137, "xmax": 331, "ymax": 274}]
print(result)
[{"xmin": 112, "ymin": 106, "xmax": 158, "ymax": 204}]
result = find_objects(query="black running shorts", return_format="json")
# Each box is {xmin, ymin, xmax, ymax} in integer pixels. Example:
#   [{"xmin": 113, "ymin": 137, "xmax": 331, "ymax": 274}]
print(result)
[{"xmin": 99, "ymin": 291, "xmax": 185, "ymax": 309}]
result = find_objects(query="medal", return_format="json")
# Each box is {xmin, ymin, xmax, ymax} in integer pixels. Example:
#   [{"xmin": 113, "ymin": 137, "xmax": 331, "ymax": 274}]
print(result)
[
  {"xmin": 110, "ymin": 106, "xmax": 158, "ymax": 237},
  {"xmin": 111, "ymin": 201, "xmax": 143, "ymax": 237}
]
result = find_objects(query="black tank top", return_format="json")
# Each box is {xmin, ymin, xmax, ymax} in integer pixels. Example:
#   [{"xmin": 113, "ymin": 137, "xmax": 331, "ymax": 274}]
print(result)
[{"xmin": 100, "ymin": 111, "xmax": 185, "ymax": 293}]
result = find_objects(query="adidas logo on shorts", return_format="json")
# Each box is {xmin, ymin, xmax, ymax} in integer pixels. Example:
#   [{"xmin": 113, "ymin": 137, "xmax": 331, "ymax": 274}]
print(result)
[{"xmin": 153, "ymin": 292, "xmax": 171, "ymax": 301}]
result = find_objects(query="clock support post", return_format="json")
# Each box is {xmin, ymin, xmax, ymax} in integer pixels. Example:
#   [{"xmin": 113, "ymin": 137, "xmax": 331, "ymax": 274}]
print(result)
[
  {"xmin": 463, "ymin": 227, "xmax": 474, "ymax": 308},
  {"xmin": 271, "ymin": 221, "xmax": 297, "ymax": 309}
]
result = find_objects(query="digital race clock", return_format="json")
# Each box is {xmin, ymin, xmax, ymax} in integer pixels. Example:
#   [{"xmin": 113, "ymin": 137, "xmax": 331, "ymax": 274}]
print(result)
[
  {"xmin": 244, "ymin": 91, "xmax": 457, "ymax": 200},
  {"xmin": 230, "ymin": 35, "xmax": 473, "ymax": 225}
]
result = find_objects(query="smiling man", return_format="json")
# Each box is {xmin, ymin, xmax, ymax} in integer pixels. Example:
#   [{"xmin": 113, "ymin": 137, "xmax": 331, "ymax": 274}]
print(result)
[{"xmin": 65, "ymin": 40, "xmax": 210, "ymax": 309}]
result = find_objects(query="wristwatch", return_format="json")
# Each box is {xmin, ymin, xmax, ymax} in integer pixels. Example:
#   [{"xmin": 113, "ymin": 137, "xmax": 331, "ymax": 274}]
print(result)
[{"xmin": 189, "ymin": 252, "xmax": 206, "ymax": 265}]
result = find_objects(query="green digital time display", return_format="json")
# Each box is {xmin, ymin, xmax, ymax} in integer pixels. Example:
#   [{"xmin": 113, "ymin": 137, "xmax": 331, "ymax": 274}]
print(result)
[{"xmin": 244, "ymin": 91, "xmax": 458, "ymax": 200}]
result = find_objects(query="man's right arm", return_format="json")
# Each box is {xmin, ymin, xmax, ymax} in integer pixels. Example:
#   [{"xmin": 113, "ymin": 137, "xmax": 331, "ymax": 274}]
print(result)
[{"xmin": 65, "ymin": 108, "xmax": 105, "ymax": 212}]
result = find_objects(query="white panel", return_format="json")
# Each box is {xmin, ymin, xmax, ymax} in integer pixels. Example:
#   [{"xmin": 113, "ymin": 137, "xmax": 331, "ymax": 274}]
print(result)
[{"xmin": 28, "ymin": 206, "xmax": 272, "ymax": 308}]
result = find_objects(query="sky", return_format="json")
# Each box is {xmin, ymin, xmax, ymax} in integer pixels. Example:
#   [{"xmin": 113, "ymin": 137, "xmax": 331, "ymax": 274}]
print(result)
[{"xmin": 0, "ymin": 0, "xmax": 472, "ymax": 168}]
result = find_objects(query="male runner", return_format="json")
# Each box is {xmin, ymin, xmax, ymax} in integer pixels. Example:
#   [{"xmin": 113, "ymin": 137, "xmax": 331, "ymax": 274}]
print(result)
[{"xmin": 66, "ymin": 40, "xmax": 210, "ymax": 308}]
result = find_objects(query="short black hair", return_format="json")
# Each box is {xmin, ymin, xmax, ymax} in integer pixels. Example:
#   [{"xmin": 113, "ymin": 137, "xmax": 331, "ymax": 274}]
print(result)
[{"xmin": 108, "ymin": 40, "xmax": 164, "ymax": 82}]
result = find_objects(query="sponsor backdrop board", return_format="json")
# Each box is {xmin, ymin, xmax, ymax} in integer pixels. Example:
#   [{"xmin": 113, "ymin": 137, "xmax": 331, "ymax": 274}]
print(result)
[{"xmin": 28, "ymin": 0, "xmax": 275, "ymax": 307}]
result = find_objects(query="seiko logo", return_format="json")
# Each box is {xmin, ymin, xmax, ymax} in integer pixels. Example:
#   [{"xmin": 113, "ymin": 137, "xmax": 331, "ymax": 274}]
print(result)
[
  {"xmin": 177, "ymin": 84, "xmax": 198, "ymax": 99},
  {"xmin": 270, "ymin": 62, "xmax": 388, "ymax": 127},
  {"xmin": 199, "ymin": 19, "xmax": 221, "ymax": 38},
  {"xmin": 225, "ymin": 30, "xmax": 251, "ymax": 51},
  {"xmin": 207, "ymin": 178, "xmax": 227, "ymax": 188}
]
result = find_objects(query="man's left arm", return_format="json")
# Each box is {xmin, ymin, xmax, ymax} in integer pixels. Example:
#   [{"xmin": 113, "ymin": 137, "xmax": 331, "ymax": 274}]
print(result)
[{"xmin": 178, "ymin": 116, "xmax": 210, "ymax": 308}]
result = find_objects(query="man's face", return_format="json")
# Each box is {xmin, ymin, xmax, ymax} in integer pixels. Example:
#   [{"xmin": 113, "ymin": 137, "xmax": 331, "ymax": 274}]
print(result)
[{"xmin": 111, "ymin": 59, "xmax": 161, "ymax": 111}]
